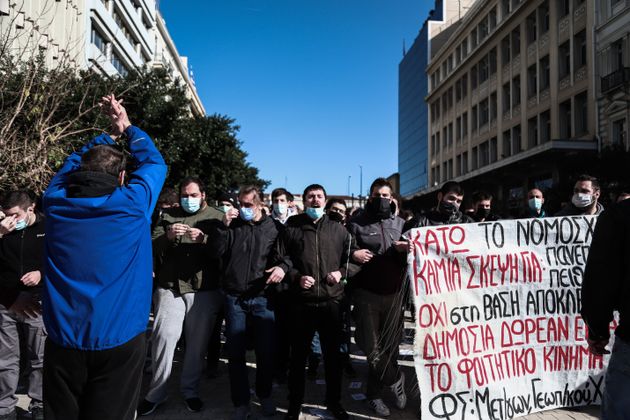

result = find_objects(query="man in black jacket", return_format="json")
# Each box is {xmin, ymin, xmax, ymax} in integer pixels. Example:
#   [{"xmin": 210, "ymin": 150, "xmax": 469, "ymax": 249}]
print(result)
[
  {"xmin": 208, "ymin": 185, "xmax": 286, "ymax": 420},
  {"xmin": 581, "ymin": 200, "xmax": 630, "ymax": 418},
  {"xmin": 0, "ymin": 190, "xmax": 46, "ymax": 420},
  {"xmin": 347, "ymin": 178, "xmax": 409, "ymax": 417},
  {"xmin": 404, "ymin": 181, "xmax": 474, "ymax": 231},
  {"xmin": 278, "ymin": 184, "xmax": 359, "ymax": 420}
]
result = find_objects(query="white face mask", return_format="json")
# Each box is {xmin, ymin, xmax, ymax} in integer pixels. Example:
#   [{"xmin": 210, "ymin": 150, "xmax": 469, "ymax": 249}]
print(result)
[
  {"xmin": 528, "ymin": 197, "xmax": 543, "ymax": 211},
  {"xmin": 572, "ymin": 193, "xmax": 593, "ymax": 209},
  {"xmin": 273, "ymin": 203, "xmax": 288, "ymax": 216}
]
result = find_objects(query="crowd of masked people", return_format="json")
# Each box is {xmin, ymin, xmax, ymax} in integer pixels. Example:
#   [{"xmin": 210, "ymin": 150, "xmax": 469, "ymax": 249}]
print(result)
[
  {"xmin": 0, "ymin": 168, "xmax": 617, "ymax": 420},
  {"xmin": 0, "ymin": 97, "xmax": 626, "ymax": 420}
]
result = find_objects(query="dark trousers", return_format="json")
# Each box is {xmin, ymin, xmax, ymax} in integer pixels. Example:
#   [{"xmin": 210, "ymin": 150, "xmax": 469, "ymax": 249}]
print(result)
[
  {"xmin": 288, "ymin": 300, "xmax": 343, "ymax": 407},
  {"xmin": 43, "ymin": 333, "xmax": 145, "ymax": 420},
  {"xmin": 224, "ymin": 294, "xmax": 276, "ymax": 407},
  {"xmin": 273, "ymin": 291, "xmax": 292, "ymax": 376},
  {"xmin": 352, "ymin": 289, "xmax": 402, "ymax": 399}
]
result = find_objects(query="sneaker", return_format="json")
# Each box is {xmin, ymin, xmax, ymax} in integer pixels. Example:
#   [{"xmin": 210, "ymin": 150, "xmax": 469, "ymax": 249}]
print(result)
[
  {"xmin": 137, "ymin": 399, "xmax": 160, "ymax": 416},
  {"xmin": 261, "ymin": 398, "xmax": 276, "ymax": 417},
  {"xmin": 326, "ymin": 403, "xmax": 349, "ymax": 420},
  {"xmin": 185, "ymin": 397, "xmax": 204, "ymax": 412},
  {"xmin": 368, "ymin": 398, "xmax": 390, "ymax": 417},
  {"xmin": 0, "ymin": 411, "xmax": 16, "ymax": 420},
  {"xmin": 284, "ymin": 404, "xmax": 301, "ymax": 420},
  {"xmin": 232, "ymin": 404, "xmax": 250, "ymax": 420},
  {"xmin": 389, "ymin": 372, "xmax": 407, "ymax": 409}
]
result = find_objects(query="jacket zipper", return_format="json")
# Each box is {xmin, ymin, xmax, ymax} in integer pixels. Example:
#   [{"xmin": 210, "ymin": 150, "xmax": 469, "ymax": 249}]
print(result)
[
  {"xmin": 315, "ymin": 223, "xmax": 320, "ymax": 303},
  {"xmin": 246, "ymin": 224, "xmax": 254, "ymax": 292},
  {"xmin": 380, "ymin": 221, "xmax": 387, "ymax": 252}
]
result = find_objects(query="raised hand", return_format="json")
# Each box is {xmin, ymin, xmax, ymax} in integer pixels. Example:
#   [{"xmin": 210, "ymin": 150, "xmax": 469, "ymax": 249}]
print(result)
[{"xmin": 99, "ymin": 94, "xmax": 131, "ymax": 138}]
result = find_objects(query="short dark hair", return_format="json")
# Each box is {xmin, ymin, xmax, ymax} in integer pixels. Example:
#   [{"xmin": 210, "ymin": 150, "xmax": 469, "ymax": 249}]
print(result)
[
  {"xmin": 272, "ymin": 188, "xmax": 294, "ymax": 202},
  {"xmin": 180, "ymin": 177, "xmax": 206, "ymax": 194},
  {"xmin": 440, "ymin": 181, "xmax": 464, "ymax": 196},
  {"xmin": 80, "ymin": 145, "xmax": 126, "ymax": 177},
  {"xmin": 157, "ymin": 186, "xmax": 179, "ymax": 207},
  {"xmin": 325, "ymin": 198, "xmax": 347, "ymax": 211},
  {"xmin": 472, "ymin": 191, "xmax": 493, "ymax": 203},
  {"xmin": 576, "ymin": 174, "xmax": 600, "ymax": 191},
  {"xmin": 0, "ymin": 190, "xmax": 35, "ymax": 210},
  {"xmin": 369, "ymin": 178, "xmax": 393, "ymax": 195},
  {"xmin": 303, "ymin": 184, "xmax": 327, "ymax": 200}
]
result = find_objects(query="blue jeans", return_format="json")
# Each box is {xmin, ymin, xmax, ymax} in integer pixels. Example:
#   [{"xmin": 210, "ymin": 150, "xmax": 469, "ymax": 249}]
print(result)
[
  {"xmin": 224, "ymin": 294, "xmax": 276, "ymax": 407},
  {"xmin": 603, "ymin": 337, "xmax": 630, "ymax": 419}
]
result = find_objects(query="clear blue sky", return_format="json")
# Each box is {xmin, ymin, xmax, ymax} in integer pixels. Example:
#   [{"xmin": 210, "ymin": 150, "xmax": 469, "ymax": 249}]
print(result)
[{"xmin": 159, "ymin": 1, "xmax": 433, "ymax": 196}]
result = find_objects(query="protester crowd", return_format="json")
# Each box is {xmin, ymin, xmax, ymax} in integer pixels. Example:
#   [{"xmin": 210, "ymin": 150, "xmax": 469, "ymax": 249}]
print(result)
[{"xmin": 0, "ymin": 98, "xmax": 627, "ymax": 420}]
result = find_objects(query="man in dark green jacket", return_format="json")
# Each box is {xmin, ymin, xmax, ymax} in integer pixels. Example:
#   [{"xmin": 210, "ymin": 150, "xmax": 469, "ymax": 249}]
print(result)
[{"xmin": 138, "ymin": 177, "xmax": 223, "ymax": 416}]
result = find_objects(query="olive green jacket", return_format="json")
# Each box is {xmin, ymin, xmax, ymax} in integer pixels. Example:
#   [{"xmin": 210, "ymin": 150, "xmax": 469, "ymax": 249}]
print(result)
[{"xmin": 152, "ymin": 204, "xmax": 223, "ymax": 294}]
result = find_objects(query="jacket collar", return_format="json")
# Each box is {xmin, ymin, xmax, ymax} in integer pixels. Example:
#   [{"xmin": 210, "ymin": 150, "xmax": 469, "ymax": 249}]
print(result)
[{"xmin": 66, "ymin": 171, "xmax": 119, "ymax": 198}]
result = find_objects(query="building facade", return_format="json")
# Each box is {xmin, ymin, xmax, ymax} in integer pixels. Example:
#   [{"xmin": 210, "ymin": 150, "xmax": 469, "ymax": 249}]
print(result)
[
  {"xmin": 398, "ymin": 0, "xmax": 477, "ymax": 198},
  {"xmin": 420, "ymin": 0, "xmax": 596, "ymax": 212},
  {"xmin": 596, "ymin": 0, "xmax": 630, "ymax": 148},
  {"xmin": 0, "ymin": 0, "xmax": 204, "ymax": 115}
]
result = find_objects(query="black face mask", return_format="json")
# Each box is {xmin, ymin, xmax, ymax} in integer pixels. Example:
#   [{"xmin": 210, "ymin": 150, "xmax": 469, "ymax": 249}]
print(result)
[
  {"xmin": 438, "ymin": 201, "xmax": 459, "ymax": 215},
  {"xmin": 328, "ymin": 211, "xmax": 344, "ymax": 223},
  {"xmin": 368, "ymin": 197, "xmax": 392, "ymax": 219},
  {"xmin": 476, "ymin": 207, "xmax": 491, "ymax": 219}
]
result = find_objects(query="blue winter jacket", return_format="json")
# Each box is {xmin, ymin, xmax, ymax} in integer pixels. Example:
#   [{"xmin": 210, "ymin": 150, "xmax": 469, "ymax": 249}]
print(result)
[{"xmin": 42, "ymin": 126, "xmax": 167, "ymax": 350}]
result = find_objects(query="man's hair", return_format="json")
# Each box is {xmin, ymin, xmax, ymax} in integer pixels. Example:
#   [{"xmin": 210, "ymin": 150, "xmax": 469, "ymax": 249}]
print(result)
[
  {"xmin": 325, "ymin": 197, "xmax": 347, "ymax": 211},
  {"xmin": 303, "ymin": 184, "xmax": 327, "ymax": 199},
  {"xmin": 180, "ymin": 177, "xmax": 205, "ymax": 194},
  {"xmin": 239, "ymin": 185, "xmax": 263, "ymax": 206},
  {"xmin": 440, "ymin": 181, "xmax": 464, "ymax": 196},
  {"xmin": 157, "ymin": 186, "xmax": 179, "ymax": 207},
  {"xmin": 272, "ymin": 188, "xmax": 294, "ymax": 201},
  {"xmin": 0, "ymin": 190, "xmax": 35, "ymax": 210},
  {"xmin": 576, "ymin": 174, "xmax": 600, "ymax": 191},
  {"xmin": 369, "ymin": 178, "xmax": 393, "ymax": 195},
  {"xmin": 472, "ymin": 190, "xmax": 493, "ymax": 203},
  {"xmin": 80, "ymin": 145, "xmax": 126, "ymax": 177}
]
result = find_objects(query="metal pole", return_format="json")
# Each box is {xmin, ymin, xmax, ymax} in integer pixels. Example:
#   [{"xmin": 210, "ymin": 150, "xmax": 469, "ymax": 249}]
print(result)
[
  {"xmin": 347, "ymin": 175, "xmax": 351, "ymax": 196},
  {"xmin": 359, "ymin": 165, "xmax": 363, "ymax": 206}
]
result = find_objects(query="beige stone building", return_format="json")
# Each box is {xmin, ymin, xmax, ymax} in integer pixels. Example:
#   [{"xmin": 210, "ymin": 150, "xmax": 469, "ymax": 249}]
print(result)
[
  {"xmin": 422, "ymin": 0, "xmax": 596, "ymax": 212},
  {"xmin": 0, "ymin": 0, "xmax": 204, "ymax": 116}
]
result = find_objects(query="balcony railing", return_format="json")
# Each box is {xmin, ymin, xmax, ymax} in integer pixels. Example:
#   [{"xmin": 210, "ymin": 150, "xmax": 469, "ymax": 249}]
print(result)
[{"xmin": 601, "ymin": 67, "xmax": 630, "ymax": 94}]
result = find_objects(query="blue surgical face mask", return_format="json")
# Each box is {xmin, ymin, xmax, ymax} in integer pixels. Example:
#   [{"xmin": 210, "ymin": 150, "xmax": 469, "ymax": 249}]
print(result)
[
  {"xmin": 14, "ymin": 218, "xmax": 28, "ymax": 231},
  {"xmin": 273, "ymin": 203, "xmax": 288, "ymax": 216},
  {"xmin": 240, "ymin": 207, "xmax": 255, "ymax": 221},
  {"xmin": 219, "ymin": 205, "xmax": 231, "ymax": 214},
  {"xmin": 181, "ymin": 197, "xmax": 201, "ymax": 214},
  {"xmin": 528, "ymin": 197, "xmax": 543, "ymax": 211},
  {"xmin": 305, "ymin": 207, "xmax": 324, "ymax": 220}
]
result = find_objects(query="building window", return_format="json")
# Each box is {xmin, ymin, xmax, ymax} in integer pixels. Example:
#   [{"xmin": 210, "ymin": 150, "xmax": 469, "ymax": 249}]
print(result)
[
  {"xmin": 503, "ymin": 82, "xmax": 511, "ymax": 113},
  {"xmin": 489, "ymin": 8, "xmax": 497, "ymax": 31},
  {"xmin": 462, "ymin": 151, "xmax": 469, "ymax": 173},
  {"xmin": 479, "ymin": 19, "xmax": 488, "ymax": 41},
  {"xmin": 111, "ymin": 51, "xmax": 129, "ymax": 77},
  {"xmin": 462, "ymin": 74, "xmax": 468, "ymax": 99},
  {"xmin": 490, "ymin": 92, "xmax": 498, "ymax": 121},
  {"xmin": 540, "ymin": 55, "xmax": 550, "ymax": 90},
  {"xmin": 431, "ymin": 135, "xmax": 436, "ymax": 155},
  {"xmin": 538, "ymin": 1, "xmax": 549, "ymax": 34},
  {"xmin": 471, "ymin": 64, "xmax": 478, "ymax": 89},
  {"xmin": 574, "ymin": 30, "xmax": 587, "ymax": 69},
  {"xmin": 512, "ymin": 75, "xmax": 521, "ymax": 107},
  {"xmin": 448, "ymin": 123, "xmax": 454, "ymax": 146},
  {"xmin": 527, "ymin": 64, "xmax": 537, "ymax": 98},
  {"xmin": 471, "ymin": 27, "xmax": 478, "ymax": 49},
  {"xmin": 463, "ymin": 112, "xmax": 469, "ymax": 137},
  {"xmin": 480, "ymin": 141, "xmax": 490, "ymax": 167},
  {"xmin": 528, "ymin": 116, "xmax": 539, "ymax": 147},
  {"xmin": 540, "ymin": 110, "xmax": 551, "ymax": 143},
  {"xmin": 501, "ymin": 35, "xmax": 511, "ymax": 65},
  {"xmin": 91, "ymin": 27, "xmax": 107, "ymax": 56},
  {"xmin": 472, "ymin": 146, "xmax": 479, "ymax": 170},
  {"xmin": 501, "ymin": 0, "xmax": 511, "ymax": 19},
  {"xmin": 472, "ymin": 105, "xmax": 479, "ymax": 131},
  {"xmin": 526, "ymin": 13, "xmax": 537, "ymax": 44},
  {"xmin": 479, "ymin": 56, "xmax": 489, "ymax": 83},
  {"xmin": 443, "ymin": 127, "xmax": 448, "ymax": 148},
  {"xmin": 612, "ymin": 119, "xmax": 626, "ymax": 146},
  {"xmin": 503, "ymin": 129, "xmax": 512, "ymax": 157},
  {"xmin": 511, "ymin": 27, "xmax": 521, "ymax": 57},
  {"xmin": 448, "ymin": 159, "xmax": 454, "ymax": 179},
  {"xmin": 575, "ymin": 92, "xmax": 588, "ymax": 135},
  {"xmin": 489, "ymin": 48, "xmax": 497, "ymax": 75},
  {"xmin": 456, "ymin": 117, "xmax": 462, "ymax": 141},
  {"xmin": 436, "ymin": 132, "xmax": 441, "ymax": 152},
  {"xmin": 559, "ymin": 99, "xmax": 572, "ymax": 138},
  {"xmin": 611, "ymin": 38, "xmax": 625, "ymax": 72},
  {"xmin": 558, "ymin": 0, "xmax": 570, "ymax": 17},
  {"xmin": 490, "ymin": 137, "xmax": 498, "ymax": 163},
  {"xmin": 558, "ymin": 41, "xmax": 571, "ymax": 80},
  {"xmin": 455, "ymin": 80, "xmax": 462, "ymax": 102},
  {"xmin": 512, "ymin": 125, "xmax": 522, "ymax": 154},
  {"xmin": 480, "ymin": 98, "xmax": 489, "ymax": 126}
]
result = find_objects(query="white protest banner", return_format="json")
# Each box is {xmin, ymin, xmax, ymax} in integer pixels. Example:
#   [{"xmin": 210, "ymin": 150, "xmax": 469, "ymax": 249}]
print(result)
[{"xmin": 408, "ymin": 216, "xmax": 610, "ymax": 420}]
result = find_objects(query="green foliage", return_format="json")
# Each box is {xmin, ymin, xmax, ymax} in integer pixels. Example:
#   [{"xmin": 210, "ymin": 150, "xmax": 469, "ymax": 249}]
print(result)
[{"xmin": 0, "ymin": 58, "xmax": 268, "ymax": 196}]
